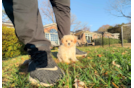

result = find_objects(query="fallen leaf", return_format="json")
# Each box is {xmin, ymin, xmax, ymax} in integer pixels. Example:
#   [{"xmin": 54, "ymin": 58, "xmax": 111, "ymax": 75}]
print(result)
[
  {"xmin": 122, "ymin": 52, "xmax": 125, "ymax": 55},
  {"xmin": 112, "ymin": 82, "xmax": 119, "ymax": 88},
  {"xmin": 94, "ymin": 70, "xmax": 98, "ymax": 74},
  {"xmin": 87, "ymin": 51, "xmax": 90, "ymax": 53},
  {"xmin": 112, "ymin": 60, "xmax": 120, "ymax": 68},
  {"xmin": 21, "ymin": 58, "xmax": 24, "ymax": 60},
  {"xmin": 97, "ymin": 54, "xmax": 102, "ymax": 57},
  {"xmin": 19, "ymin": 72, "xmax": 26, "ymax": 75},
  {"xmin": 73, "ymin": 78, "xmax": 85, "ymax": 88},
  {"xmin": 82, "ymin": 55, "xmax": 86, "ymax": 58},
  {"xmin": 87, "ymin": 57, "xmax": 92, "ymax": 59},
  {"xmin": 66, "ymin": 63, "xmax": 69, "ymax": 65},
  {"xmin": 54, "ymin": 59, "xmax": 60, "ymax": 63},
  {"xmin": 104, "ymin": 72, "xmax": 108, "ymax": 75}
]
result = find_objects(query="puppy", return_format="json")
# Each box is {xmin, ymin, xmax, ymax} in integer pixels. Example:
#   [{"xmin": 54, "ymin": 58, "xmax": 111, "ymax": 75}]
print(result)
[{"xmin": 57, "ymin": 35, "xmax": 78, "ymax": 63}]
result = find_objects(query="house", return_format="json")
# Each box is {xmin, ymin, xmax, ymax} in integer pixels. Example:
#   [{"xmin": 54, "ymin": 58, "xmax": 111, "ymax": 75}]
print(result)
[
  {"xmin": 2, "ymin": 22, "xmax": 14, "ymax": 28},
  {"xmin": 75, "ymin": 30, "xmax": 94, "ymax": 46},
  {"xmin": 2, "ymin": 22, "xmax": 60, "ymax": 46},
  {"xmin": 102, "ymin": 32, "xmax": 119, "ymax": 39},
  {"xmin": 70, "ymin": 31, "xmax": 75, "ymax": 35},
  {"xmin": 91, "ymin": 31, "xmax": 102, "ymax": 39},
  {"xmin": 92, "ymin": 31, "xmax": 119, "ymax": 39},
  {"xmin": 111, "ymin": 33, "xmax": 120, "ymax": 39},
  {"xmin": 43, "ymin": 23, "xmax": 60, "ymax": 46}
]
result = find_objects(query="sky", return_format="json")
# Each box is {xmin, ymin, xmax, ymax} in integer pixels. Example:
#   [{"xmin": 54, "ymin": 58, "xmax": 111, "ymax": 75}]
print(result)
[
  {"xmin": 2, "ymin": 0, "xmax": 131, "ymax": 32},
  {"xmin": 69, "ymin": 0, "xmax": 131, "ymax": 32}
]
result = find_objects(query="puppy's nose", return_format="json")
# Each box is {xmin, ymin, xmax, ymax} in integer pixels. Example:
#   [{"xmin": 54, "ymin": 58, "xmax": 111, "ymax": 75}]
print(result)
[{"xmin": 68, "ymin": 43, "xmax": 70, "ymax": 45}]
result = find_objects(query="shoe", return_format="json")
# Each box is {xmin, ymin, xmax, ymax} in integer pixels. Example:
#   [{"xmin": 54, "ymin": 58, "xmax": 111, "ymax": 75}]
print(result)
[
  {"xmin": 24, "ymin": 44, "xmax": 64, "ymax": 87},
  {"xmin": 76, "ymin": 48, "xmax": 87, "ymax": 57}
]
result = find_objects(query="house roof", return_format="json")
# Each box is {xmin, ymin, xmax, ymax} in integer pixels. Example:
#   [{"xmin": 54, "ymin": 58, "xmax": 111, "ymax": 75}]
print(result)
[
  {"xmin": 75, "ymin": 30, "xmax": 104, "ymax": 36},
  {"xmin": 43, "ymin": 23, "xmax": 57, "ymax": 28},
  {"xmin": 75, "ymin": 30, "xmax": 105, "ymax": 36},
  {"xmin": 2, "ymin": 22, "xmax": 14, "ymax": 27},
  {"xmin": 75, "ymin": 30, "xmax": 86, "ymax": 36}
]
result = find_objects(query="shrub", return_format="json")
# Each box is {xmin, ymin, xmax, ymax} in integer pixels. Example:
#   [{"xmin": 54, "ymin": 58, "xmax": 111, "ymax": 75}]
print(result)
[
  {"xmin": 2, "ymin": 26, "xmax": 26, "ymax": 59},
  {"xmin": 94, "ymin": 38, "xmax": 121, "ymax": 45},
  {"xmin": 123, "ymin": 39, "xmax": 128, "ymax": 43}
]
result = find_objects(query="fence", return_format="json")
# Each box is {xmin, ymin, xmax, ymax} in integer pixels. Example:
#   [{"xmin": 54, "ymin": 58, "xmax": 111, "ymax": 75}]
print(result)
[{"xmin": 121, "ymin": 24, "xmax": 131, "ymax": 47}]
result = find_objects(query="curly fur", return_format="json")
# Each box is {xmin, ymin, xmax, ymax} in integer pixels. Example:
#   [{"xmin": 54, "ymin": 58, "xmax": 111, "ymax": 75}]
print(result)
[{"xmin": 57, "ymin": 35, "xmax": 78, "ymax": 63}]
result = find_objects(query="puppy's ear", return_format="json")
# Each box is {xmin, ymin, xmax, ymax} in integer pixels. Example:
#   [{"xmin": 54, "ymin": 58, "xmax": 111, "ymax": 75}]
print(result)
[{"xmin": 74, "ymin": 36, "xmax": 77, "ymax": 43}]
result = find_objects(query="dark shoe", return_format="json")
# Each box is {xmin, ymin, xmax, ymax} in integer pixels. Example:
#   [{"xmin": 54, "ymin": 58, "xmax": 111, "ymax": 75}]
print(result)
[
  {"xmin": 76, "ymin": 48, "xmax": 87, "ymax": 57},
  {"xmin": 24, "ymin": 44, "xmax": 64, "ymax": 87}
]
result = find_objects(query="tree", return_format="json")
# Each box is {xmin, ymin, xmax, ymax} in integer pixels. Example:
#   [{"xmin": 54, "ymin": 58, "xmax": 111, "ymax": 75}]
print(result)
[
  {"xmin": 71, "ymin": 14, "xmax": 90, "ymax": 32},
  {"xmin": 97, "ymin": 25, "xmax": 111, "ymax": 32},
  {"xmin": 2, "ymin": 9, "xmax": 11, "ymax": 23},
  {"xmin": 39, "ymin": 0, "xmax": 55, "ymax": 24},
  {"xmin": 107, "ymin": 23, "xmax": 131, "ymax": 42},
  {"xmin": 106, "ymin": 0, "xmax": 131, "ymax": 18},
  {"xmin": 81, "ymin": 25, "xmax": 90, "ymax": 31}
]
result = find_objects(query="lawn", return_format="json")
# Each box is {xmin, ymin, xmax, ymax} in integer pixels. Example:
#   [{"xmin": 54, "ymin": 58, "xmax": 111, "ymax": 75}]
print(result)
[{"xmin": 2, "ymin": 45, "xmax": 131, "ymax": 88}]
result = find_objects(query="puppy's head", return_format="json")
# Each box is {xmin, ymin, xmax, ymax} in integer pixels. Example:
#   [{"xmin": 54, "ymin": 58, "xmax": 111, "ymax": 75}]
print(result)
[{"xmin": 61, "ymin": 35, "xmax": 77, "ymax": 48}]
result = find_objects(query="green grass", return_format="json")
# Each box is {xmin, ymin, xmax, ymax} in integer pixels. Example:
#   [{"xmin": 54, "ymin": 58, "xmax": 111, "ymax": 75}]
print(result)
[{"xmin": 2, "ymin": 46, "xmax": 131, "ymax": 88}]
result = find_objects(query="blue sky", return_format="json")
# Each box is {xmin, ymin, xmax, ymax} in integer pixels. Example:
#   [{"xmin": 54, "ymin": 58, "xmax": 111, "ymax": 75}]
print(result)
[
  {"xmin": 70, "ymin": 0, "xmax": 131, "ymax": 32},
  {"xmin": 2, "ymin": 0, "xmax": 131, "ymax": 32}
]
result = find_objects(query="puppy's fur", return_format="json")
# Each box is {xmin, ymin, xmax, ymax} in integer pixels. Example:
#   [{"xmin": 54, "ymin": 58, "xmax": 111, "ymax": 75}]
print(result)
[{"xmin": 57, "ymin": 35, "xmax": 78, "ymax": 63}]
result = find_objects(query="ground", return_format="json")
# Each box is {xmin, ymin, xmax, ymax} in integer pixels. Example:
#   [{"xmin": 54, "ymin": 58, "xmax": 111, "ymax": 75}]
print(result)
[{"xmin": 2, "ymin": 43, "xmax": 131, "ymax": 88}]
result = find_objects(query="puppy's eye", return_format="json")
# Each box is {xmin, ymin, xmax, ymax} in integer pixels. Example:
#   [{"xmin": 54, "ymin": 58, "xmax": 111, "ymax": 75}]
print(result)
[{"xmin": 66, "ymin": 40, "xmax": 68, "ymax": 42}]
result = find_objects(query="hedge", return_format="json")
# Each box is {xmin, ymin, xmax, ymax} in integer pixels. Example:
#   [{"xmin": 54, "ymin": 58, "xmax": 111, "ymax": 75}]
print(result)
[
  {"xmin": 2, "ymin": 26, "xmax": 26, "ymax": 59},
  {"xmin": 94, "ymin": 38, "xmax": 128, "ymax": 45}
]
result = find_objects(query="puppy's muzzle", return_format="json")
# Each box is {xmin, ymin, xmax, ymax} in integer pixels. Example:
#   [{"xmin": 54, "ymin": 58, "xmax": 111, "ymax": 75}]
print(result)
[{"xmin": 68, "ymin": 43, "xmax": 70, "ymax": 45}]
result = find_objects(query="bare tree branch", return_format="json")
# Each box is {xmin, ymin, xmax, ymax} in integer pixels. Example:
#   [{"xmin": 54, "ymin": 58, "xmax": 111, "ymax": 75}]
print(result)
[
  {"xmin": 71, "ymin": 14, "xmax": 90, "ymax": 32},
  {"xmin": 2, "ymin": 9, "xmax": 11, "ymax": 23},
  {"xmin": 106, "ymin": 0, "xmax": 131, "ymax": 18},
  {"xmin": 39, "ymin": 0, "xmax": 55, "ymax": 24}
]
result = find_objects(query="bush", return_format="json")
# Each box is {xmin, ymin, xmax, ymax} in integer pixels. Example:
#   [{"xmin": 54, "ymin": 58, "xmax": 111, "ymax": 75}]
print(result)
[
  {"xmin": 94, "ymin": 38, "xmax": 121, "ymax": 45},
  {"xmin": 123, "ymin": 39, "xmax": 128, "ymax": 43},
  {"xmin": 2, "ymin": 26, "xmax": 26, "ymax": 59}
]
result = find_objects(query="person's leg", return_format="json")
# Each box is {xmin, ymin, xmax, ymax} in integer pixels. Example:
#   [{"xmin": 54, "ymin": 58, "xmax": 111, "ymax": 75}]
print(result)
[
  {"xmin": 50, "ymin": 0, "xmax": 70, "ymax": 40},
  {"xmin": 50, "ymin": 0, "xmax": 87, "ymax": 57},
  {"xmin": 3, "ymin": 0, "xmax": 50, "ymax": 50},
  {"xmin": 3, "ymin": 0, "xmax": 64, "ymax": 86}
]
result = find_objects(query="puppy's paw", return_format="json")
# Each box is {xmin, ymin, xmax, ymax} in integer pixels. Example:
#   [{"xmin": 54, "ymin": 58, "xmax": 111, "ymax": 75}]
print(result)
[
  {"xmin": 65, "ymin": 62, "xmax": 69, "ymax": 65},
  {"xmin": 75, "ymin": 59, "xmax": 79, "ymax": 61},
  {"xmin": 72, "ymin": 58, "xmax": 78, "ymax": 62},
  {"xmin": 58, "ymin": 59, "xmax": 62, "ymax": 62},
  {"xmin": 64, "ymin": 60, "xmax": 70, "ymax": 64}
]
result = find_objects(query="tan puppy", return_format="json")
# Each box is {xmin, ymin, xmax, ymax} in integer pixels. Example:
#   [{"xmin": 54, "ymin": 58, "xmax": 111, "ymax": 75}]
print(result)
[{"xmin": 57, "ymin": 35, "xmax": 78, "ymax": 63}]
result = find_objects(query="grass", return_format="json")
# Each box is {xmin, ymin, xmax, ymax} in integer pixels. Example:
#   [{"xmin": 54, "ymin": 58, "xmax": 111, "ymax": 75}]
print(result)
[{"xmin": 2, "ymin": 44, "xmax": 131, "ymax": 88}]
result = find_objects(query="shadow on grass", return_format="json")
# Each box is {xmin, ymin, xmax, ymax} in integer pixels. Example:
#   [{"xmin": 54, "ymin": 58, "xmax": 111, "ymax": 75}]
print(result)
[
  {"xmin": 17, "ymin": 51, "xmax": 59, "ymax": 74},
  {"xmin": 18, "ymin": 59, "xmax": 30, "ymax": 74},
  {"xmin": 18, "ymin": 51, "xmax": 59, "ymax": 74},
  {"xmin": 51, "ymin": 52, "xmax": 58, "ymax": 58}
]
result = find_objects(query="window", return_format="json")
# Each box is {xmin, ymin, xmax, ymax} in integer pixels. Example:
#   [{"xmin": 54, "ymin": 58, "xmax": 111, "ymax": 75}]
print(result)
[
  {"xmin": 48, "ymin": 29, "xmax": 59, "ymax": 45},
  {"xmin": 50, "ymin": 29, "xmax": 57, "ymax": 33},
  {"xmin": 45, "ymin": 33, "xmax": 49, "ymax": 40}
]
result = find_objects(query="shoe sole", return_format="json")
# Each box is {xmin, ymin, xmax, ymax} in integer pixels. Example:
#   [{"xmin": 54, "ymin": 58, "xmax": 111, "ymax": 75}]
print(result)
[
  {"xmin": 29, "ymin": 75, "xmax": 54, "ymax": 87},
  {"xmin": 29, "ymin": 69, "xmax": 65, "ymax": 87},
  {"xmin": 76, "ymin": 53, "xmax": 87, "ymax": 57}
]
